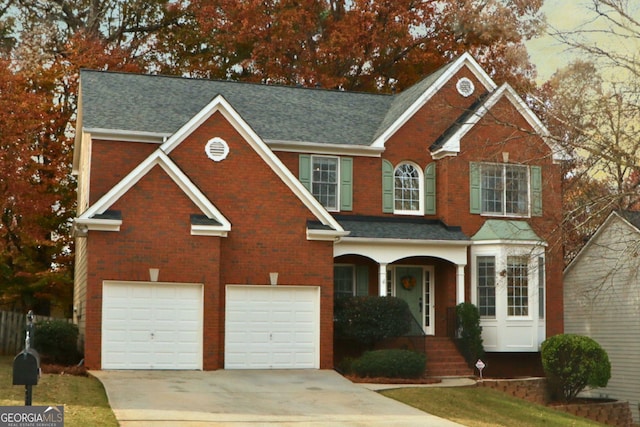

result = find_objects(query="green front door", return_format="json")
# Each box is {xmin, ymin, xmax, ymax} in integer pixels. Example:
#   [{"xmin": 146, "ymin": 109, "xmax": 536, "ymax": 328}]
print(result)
[{"xmin": 395, "ymin": 267, "xmax": 423, "ymax": 329}]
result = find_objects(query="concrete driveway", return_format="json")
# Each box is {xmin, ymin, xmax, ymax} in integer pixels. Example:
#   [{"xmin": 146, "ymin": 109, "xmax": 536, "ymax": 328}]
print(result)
[{"xmin": 91, "ymin": 369, "xmax": 465, "ymax": 426}]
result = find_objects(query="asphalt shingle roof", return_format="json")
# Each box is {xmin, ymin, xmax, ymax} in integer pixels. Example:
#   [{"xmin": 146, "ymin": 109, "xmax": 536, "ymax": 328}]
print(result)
[
  {"xmin": 81, "ymin": 71, "xmax": 399, "ymax": 146},
  {"xmin": 79, "ymin": 64, "xmax": 456, "ymax": 147},
  {"xmin": 309, "ymin": 215, "xmax": 469, "ymax": 241}
]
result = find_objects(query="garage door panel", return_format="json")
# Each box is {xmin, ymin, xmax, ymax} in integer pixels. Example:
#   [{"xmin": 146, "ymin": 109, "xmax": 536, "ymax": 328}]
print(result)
[
  {"xmin": 102, "ymin": 282, "xmax": 203, "ymax": 370},
  {"xmin": 225, "ymin": 286, "xmax": 319, "ymax": 369}
]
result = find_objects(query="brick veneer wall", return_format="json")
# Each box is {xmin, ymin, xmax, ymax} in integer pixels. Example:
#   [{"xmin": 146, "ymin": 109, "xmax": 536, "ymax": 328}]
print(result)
[
  {"xmin": 479, "ymin": 378, "xmax": 633, "ymax": 427},
  {"xmin": 83, "ymin": 111, "xmax": 336, "ymax": 370}
]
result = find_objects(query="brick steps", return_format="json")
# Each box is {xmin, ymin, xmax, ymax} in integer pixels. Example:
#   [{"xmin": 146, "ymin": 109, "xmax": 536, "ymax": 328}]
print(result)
[{"xmin": 424, "ymin": 337, "xmax": 473, "ymax": 377}]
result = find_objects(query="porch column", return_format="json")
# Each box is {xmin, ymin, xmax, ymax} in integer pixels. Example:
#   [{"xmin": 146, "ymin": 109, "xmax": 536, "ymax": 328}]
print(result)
[
  {"xmin": 378, "ymin": 263, "xmax": 388, "ymax": 296},
  {"xmin": 456, "ymin": 264, "xmax": 465, "ymax": 304}
]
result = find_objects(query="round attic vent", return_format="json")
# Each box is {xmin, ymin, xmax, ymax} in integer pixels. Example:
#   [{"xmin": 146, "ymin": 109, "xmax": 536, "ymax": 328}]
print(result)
[
  {"xmin": 205, "ymin": 137, "xmax": 229, "ymax": 162},
  {"xmin": 456, "ymin": 77, "xmax": 475, "ymax": 97}
]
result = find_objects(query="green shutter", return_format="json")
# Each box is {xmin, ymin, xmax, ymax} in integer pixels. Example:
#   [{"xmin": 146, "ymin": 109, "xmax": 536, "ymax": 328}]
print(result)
[
  {"xmin": 355, "ymin": 265, "xmax": 369, "ymax": 296},
  {"xmin": 424, "ymin": 162, "xmax": 436, "ymax": 215},
  {"xmin": 340, "ymin": 157, "xmax": 353, "ymax": 211},
  {"xmin": 299, "ymin": 154, "xmax": 311, "ymax": 191},
  {"xmin": 382, "ymin": 159, "xmax": 394, "ymax": 213},
  {"xmin": 531, "ymin": 165, "xmax": 542, "ymax": 216},
  {"xmin": 469, "ymin": 162, "xmax": 481, "ymax": 214}
]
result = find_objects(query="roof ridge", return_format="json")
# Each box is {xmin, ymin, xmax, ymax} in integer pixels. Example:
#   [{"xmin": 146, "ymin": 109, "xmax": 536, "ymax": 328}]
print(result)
[{"xmin": 80, "ymin": 68, "xmax": 393, "ymax": 97}]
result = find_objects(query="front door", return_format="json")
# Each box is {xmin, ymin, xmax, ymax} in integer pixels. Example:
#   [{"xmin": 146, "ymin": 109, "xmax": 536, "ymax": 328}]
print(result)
[{"xmin": 393, "ymin": 266, "xmax": 434, "ymax": 335}]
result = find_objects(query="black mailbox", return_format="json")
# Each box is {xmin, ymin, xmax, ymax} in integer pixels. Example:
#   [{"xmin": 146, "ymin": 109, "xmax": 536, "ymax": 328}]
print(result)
[{"xmin": 13, "ymin": 349, "xmax": 40, "ymax": 386}]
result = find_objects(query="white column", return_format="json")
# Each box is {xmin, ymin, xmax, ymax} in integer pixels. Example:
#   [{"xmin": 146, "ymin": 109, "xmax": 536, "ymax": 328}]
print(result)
[
  {"xmin": 456, "ymin": 264, "xmax": 466, "ymax": 304},
  {"xmin": 379, "ymin": 263, "xmax": 388, "ymax": 296}
]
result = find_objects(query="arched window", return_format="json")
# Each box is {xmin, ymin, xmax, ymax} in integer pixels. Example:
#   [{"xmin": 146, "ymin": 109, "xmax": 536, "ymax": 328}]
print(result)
[{"xmin": 394, "ymin": 163, "xmax": 422, "ymax": 214}]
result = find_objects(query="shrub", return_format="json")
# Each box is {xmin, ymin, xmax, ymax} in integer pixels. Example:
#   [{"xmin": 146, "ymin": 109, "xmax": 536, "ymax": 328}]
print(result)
[
  {"xmin": 541, "ymin": 334, "xmax": 611, "ymax": 402},
  {"xmin": 351, "ymin": 349, "xmax": 426, "ymax": 379},
  {"xmin": 334, "ymin": 296, "xmax": 412, "ymax": 347},
  {"xmin": 455, "ymin": 302, "xmax": 484, "ymax": 366},
  {"xmin": 33, "ymin": 320, "xmax": 81, "ymax": 365}
]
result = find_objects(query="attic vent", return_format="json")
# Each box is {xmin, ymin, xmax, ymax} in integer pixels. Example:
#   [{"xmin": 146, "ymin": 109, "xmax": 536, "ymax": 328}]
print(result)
[
  {"xmin": 205, "ymin": 137, "xmax": 229, "ymax": 162},
  {"xmin": 456, "ymin": 77, "xmax": 475, "ymax": 97}
]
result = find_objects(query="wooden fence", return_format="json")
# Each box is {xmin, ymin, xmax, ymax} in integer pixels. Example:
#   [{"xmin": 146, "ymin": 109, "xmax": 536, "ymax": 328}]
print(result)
[{"xmin": 0, "ymin": 311, "xmax": 71, "ymax": 356}]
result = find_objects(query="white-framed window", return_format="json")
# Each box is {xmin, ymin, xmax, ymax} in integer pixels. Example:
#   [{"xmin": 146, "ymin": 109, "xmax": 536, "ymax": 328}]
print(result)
[
  {"xmin": 481, "ymin": 163, "xmax": 529, "ymax": 216},
  {"xmin": 394, "ymin": 162, "xmax": 423, "ymax": 214},
  {"xmin": 507, "ymin": 255, "xmax": 529, "ymax": 316},
  {"xmin": 477, "ymin": 256, "xmax": 496, "ymax": 317},
  {"xmin": 312, "ymin": 155, "xmax": 339, "ymax": 211}
]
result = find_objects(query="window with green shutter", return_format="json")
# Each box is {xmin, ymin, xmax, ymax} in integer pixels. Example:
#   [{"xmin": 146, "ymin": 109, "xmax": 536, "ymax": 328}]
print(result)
[
  {"xmin": 299, "ymin": 154, "xmax": 352, "ymax": 212},
  {"xmin": 424, "ymin": 162, "xmax": 436, "ymax": 215},
  {"xmin": 470, "ymin": 161, "xmax": 542, "ymax": 217},
  {"xmin": 382, "ymin": 159, "xmax": 394, "ymax": 213}
]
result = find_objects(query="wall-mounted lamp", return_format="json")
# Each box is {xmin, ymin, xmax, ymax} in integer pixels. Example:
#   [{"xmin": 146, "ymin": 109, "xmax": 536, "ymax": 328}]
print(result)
[
  {"xmin": 502, "ymin": 152, "xmax": 509, "ymax": 163},
  {"xmin": 149, "ymin": 268, "xmax": 160, "ymax": 282},
  {"xmin": 269, "ymin": 272, "xmax": 279, "ymax": 286}
]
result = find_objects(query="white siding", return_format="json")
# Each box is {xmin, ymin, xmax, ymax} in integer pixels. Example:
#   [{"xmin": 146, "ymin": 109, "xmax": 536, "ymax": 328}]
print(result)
[
  {"xmin": 564, "ymin": 214, "xmax": 640, "ymax": 423},
  {"xmin": 73, "ymin": 236, "xmax": 88, "ymax": 347}
]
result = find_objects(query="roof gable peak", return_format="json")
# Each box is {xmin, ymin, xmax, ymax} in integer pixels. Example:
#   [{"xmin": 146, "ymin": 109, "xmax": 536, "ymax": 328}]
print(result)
[
  {"xmin": 75, "ymin": 150, "xmax": 231, "ymax": 236},
  {"xmin": 371, "ymin": 52, "xmax": 498, "ymax": 148}
]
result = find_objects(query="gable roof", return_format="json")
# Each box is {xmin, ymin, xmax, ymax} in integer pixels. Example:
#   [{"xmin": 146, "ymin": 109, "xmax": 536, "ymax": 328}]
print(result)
[
  {"xmin": 76, "ymin": 94, "xmax": 346, "ymax": 238},
  {"xmin": 564, "ymin": 210, "xmax": 640, "ymax": 274},
  {"xmin": 76, "ymin": 53, "xmax": 499, "ymax": 152},
  {"xmin": 75, "ymin": 150, "xmax": 232, "ymax": 236},
  {"xmin": 79, "ymin": 69, "xmax": 393, "ymax": 147},
  {"xmin": 370, "ymin": 52, "xmax": 497, "ymax": 147},
  {"xmin": 431, "ymin": 83, "xmax": 568, "ymax": 162},
  {"xmin": 76, "ymin": 52, "xmax": 566, "ymax": 170}
]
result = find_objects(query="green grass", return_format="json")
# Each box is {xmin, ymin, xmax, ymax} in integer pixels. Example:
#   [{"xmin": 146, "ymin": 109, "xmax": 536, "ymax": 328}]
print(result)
[
  {"xmin": 381, "ymin": 386, "xmax": 605, "ymax": 427},
  {"xmin": 0, "ymin": 356, "xmax": 117, "ymax": 427}
]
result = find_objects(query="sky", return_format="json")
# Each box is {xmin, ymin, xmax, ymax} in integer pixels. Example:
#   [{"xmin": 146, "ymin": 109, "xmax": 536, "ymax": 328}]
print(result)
[{"xmin": 526, "ymin": 0, "xmax": 640, "ymax": 83}]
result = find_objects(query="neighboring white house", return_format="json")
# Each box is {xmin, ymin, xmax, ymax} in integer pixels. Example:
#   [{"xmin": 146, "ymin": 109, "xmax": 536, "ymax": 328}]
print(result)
[{"xmin": 564, "ymin": 210, "xmax": 640, "ymax": 423}]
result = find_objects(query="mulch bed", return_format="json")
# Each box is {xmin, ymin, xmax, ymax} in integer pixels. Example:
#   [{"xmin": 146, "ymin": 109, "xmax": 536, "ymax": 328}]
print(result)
[{"xmin": 41, "ymin": 363, "xmax": 88, "ymax": 376}]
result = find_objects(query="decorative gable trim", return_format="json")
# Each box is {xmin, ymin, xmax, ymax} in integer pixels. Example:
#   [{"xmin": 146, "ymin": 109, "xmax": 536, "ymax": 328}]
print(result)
[
  {"xmin": 431, "ymin": 83, "xmax": 568, "ymax": 162},
  {"xmin": 75, "ymin": 150, "xmax": 231, "ymax": 236},
  {"xmin": 371, "ymin": 52, "xmax": 497, "ymax": 149},
  {"xmin": 159, "ymin": 94, "xmax": 346, "ymax": 239}
]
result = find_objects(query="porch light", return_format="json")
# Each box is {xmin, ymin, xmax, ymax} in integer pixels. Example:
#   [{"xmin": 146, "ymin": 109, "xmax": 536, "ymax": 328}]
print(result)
[
  {"xmin": 269, "ymin": 272, "xmax": 279, "ymax": 286},
  {"xmin": 149, "ymin": 268, "xmax": 160, "ymax": 282},
  {"xmin": 502, "ymin": 152, "xmax": 509, "ymax": 163}
]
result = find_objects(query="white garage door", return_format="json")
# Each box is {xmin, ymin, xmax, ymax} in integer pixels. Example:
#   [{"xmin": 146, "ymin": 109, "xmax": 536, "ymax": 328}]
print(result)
[
  {"xmin": 102, "ymin": 281, "xmax": 203, "ymax": 370},
  {"xmin": 225, "ymin": 285, "xmax": 320, "ymax": 369}
]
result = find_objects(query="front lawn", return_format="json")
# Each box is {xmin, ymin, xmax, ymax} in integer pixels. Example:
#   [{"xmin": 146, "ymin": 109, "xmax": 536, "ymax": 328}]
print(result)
[
  {"xmin": 0, "ymin": 356, "xmax": 117, "ymax": 427},
  {"xmin": 381, "ymin": 386, "xmax": 604, "ymax": 427}
]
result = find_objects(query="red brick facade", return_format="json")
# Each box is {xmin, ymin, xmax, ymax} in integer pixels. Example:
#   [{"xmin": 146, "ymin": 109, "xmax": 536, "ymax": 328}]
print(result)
[{"xmin": 75, "ymin": 54, "xmax": 565, "ymax": 373}]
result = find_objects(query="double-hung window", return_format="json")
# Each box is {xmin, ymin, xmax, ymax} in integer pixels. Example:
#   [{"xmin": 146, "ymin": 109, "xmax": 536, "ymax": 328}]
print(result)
[
  {"xmin": 312, "ymin": 156, "xmax": 339, "ymax": 210},
  {"xmin": 299, "ymin": 155, "xmax": 352, "ymax": 212},
  {"xmin": 470, "ymin": 162, "xmax": 541, "ymax": 217},
  {"xmin": 481, "ymin": 163, "xmax": 528, "ymax": 216}
]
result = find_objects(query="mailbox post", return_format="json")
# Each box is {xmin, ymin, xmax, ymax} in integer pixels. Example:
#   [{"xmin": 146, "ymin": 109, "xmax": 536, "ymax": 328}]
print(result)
[{"xmin": 12, "ymin": 310, "xmax": 40, "ymax": 406}]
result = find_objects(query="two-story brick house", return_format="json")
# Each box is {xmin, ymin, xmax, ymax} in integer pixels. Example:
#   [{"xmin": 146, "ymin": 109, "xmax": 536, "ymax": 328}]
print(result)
[{"xmin": 72, "ymin": 53, "xmax": 566, "ymax": 373}]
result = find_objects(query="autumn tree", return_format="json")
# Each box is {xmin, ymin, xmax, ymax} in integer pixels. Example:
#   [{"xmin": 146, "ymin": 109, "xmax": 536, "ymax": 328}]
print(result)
[
  {"xmin": 0, "ymin": 0, "xmax": 165, "ymax": 314},
  {"xmin": 545, "ymin": 0, "xmax": 640, "ymax": 82},
  {"xmin": 158, "ymin": 0, "xmax": 544, "ymax": 92},
  {"xmin": 534, "ymin": 0, "xmax": 640, "ymax": 262},
  {"xmin": 0, "ymin": 0, "xmax": 549, "ymax": 314}
]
